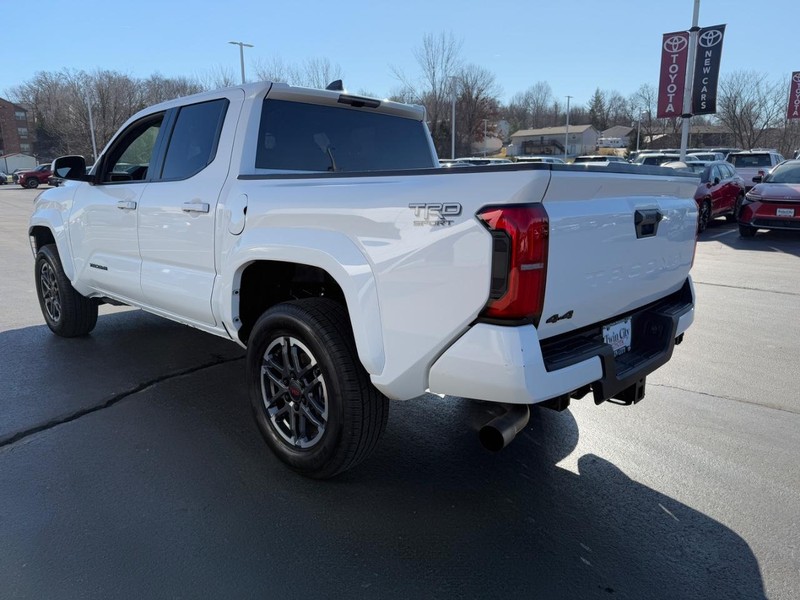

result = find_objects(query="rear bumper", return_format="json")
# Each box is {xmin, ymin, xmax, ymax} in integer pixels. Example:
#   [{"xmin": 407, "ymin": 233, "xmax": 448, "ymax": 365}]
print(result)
[{"xmin": 428, "ymin": 278, "xmax": 694, "ymax": 405}]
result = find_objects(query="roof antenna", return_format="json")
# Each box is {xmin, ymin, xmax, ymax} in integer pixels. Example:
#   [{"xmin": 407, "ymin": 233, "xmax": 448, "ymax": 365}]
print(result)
[{"xmin": 325, "ymin": 80, "xmax": 344, "ymax": 91}]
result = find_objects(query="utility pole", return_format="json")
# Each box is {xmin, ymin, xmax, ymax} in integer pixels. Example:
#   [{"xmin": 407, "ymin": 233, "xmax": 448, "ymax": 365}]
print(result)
[
  {"xmin": 565, "ymin": 95, "xmax": 573, "ymax": 160},
  {"xmin": 229, "ymin": 41, "xmax": 254, "ymax": 84},
  {"xmin": 680, "ymin": 0, "xmax": 701, "ymax": 161},
  {"xmin": 483, "ymin": 119, "xmax": 488, "ymax": 156}
]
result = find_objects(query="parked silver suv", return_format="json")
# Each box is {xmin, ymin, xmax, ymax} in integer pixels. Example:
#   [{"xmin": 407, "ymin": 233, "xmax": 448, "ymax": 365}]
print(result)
[{"xmin": 727, "ymin": 150, "xmax": 785, "ymax": 190}]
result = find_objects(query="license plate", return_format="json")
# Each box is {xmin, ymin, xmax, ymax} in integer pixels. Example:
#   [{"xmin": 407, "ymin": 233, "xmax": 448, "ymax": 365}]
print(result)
[
  {"xmin": 776, "ymin": 208, "xmax": 795, "ymax": 217},
  {"xmin": 603, "ymin": 317, "xmax": 632, "ymax": 356}
]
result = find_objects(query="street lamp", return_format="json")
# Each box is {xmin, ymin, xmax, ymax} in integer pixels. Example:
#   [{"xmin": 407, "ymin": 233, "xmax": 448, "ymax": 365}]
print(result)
[
  {"xmin": 228, "ymin": 41, "xmax": 254, "ymax": 84},
  {"xmin": 483, "ymin": 119, "xmax": 488, "ymax": 156},
  {"xmin": 564, "ymin": 95, "xmax": 573, "ymax": 160},
  {"xmin": 448, "ymin": 76, "xmax": 458, "ymax": 159},
  {"xmin": 86, "ymin": 94, "xmax": 98, "ymax": 162}
]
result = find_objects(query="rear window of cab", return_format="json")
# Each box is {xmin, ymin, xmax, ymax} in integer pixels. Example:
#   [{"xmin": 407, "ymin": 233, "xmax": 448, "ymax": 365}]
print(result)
[{"xmin": 255, "ymin": 99, "xmax": 435, "ymax": 173}]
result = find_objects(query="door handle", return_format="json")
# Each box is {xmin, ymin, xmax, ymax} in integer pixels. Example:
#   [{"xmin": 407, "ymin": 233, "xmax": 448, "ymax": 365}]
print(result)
[
  {"xmin": 117, "ymin": 200, "xmax": 137, "ymax": 210},
  {"xmin": 182, "ymin": 202, "xmax": 210, "ymax": 214}
]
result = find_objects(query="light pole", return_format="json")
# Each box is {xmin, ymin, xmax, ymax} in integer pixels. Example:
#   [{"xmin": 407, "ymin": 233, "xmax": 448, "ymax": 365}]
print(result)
[
  {"xmin": 449, "ymin": 76, "xmax": 458, "ymax": 159},
  {"xmin": 86, "ymin": 94, "xmax": 98, "ymax": 162},
  {"xmin": 679, "ymin": 0, "xmax": 701, "ymax": 161},
  {"xmin": 636, "ymin": 111, "xmax": 645, "ymax": 152},
  {"xmin": 483, "ymin": 119, "xmax": 488, "ymax": 156},
  {"xmin": 228, "ymin": 41, "xmax": 254, "ymax": 84},
  {"xmin": 564, "ymin": 95, "xmax": 573, "ymax": 160}
]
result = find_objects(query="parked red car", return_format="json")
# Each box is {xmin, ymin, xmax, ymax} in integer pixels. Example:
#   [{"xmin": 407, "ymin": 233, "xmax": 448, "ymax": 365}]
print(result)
[
  {"xmin": 17, "ymin": 164, "xmax": 52, "ymax": 189},
  {"xmin": 694, "ymin": 161, "xmax": 745, "ymax": 232},
  {"xmin": 738, "ymin": 160, "xmax": 800, "ymax": 237}
]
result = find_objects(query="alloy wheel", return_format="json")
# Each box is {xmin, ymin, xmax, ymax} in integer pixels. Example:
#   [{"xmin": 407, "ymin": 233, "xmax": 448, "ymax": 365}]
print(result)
[
  {"xmin": 39, "ymin": 261, "xmax": 61, "ymax": 323},
  {"xmin": 260, "ymin": 336, "xmax": 328, "ymax": 449}
]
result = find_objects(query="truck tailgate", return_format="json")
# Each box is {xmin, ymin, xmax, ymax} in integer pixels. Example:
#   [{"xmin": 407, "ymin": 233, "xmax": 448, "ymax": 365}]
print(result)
[{"xmin": 537, "ymin": 168, "xmax": 698, "ymax": 339}]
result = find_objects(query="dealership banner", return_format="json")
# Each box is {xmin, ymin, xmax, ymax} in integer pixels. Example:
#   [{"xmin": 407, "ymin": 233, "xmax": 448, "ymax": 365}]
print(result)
[
  {"xmin": 657, "ymin": 31, "xmax": 690, "ymax": 118},
  {"xmin": 789, "ymin": 72, "xmax": 800, "ymax": 120},
  {"xmin": 691, "ymin": 25, "xmax": 726, "ymax": 115}
]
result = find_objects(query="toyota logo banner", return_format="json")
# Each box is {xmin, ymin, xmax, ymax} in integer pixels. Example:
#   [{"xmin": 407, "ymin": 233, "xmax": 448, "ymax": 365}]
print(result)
[
  {"xmin": 788, "ymin": 72, "xmax": 800, "ymax": 120},
  {"xmin": 657, "ymin": 31, "xmax": 690, "ymax": 118},
  {"xmin": 691, "ymin": 25, "xmax": 726, "ymax": 115}
]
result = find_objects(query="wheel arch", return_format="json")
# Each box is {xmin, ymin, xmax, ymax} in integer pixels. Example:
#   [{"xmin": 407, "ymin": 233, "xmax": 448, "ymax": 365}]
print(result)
[
  {"xmin": 222, "ymin": 232, "xmax": 385, "ymax": 376},
  {"xmin": 28, "ymin": 218, "xmax": 76, "ymax": 281}
]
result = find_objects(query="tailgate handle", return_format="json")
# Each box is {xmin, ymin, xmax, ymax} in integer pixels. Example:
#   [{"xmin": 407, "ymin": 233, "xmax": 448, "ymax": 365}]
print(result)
[{"xmin": 634, "ymin": 209, "xmax": 663, "ymax": 238}]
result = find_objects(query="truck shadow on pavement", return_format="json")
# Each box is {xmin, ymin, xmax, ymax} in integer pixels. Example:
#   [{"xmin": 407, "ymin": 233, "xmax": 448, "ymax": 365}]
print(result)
[{"xmin": 0, "ymin": 312, "xmax": 766, "ymax": 600}]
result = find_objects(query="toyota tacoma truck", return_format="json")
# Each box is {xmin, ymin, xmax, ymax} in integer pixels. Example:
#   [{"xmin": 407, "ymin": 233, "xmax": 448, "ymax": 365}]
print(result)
[{"xmin": 30, "ymin": 82, "xmax": 698, "ymax": 478}]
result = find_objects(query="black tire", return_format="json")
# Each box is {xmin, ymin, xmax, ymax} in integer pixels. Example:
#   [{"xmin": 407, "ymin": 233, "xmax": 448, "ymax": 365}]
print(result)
[
  {"xmin": 698, "ymin": 200, "xmax": 711, "ymax": 232},
  {"xmin": 35, "ymin": 244, "xmax": 98, "ymax": 337},
  {"xmin": 246, "ymin": 297, "xmax": 389, "ymax": 479},
  {"xmin": 26, "ymin": 178, "xmax": 39, "ymax": 189},
  {"xmin": 727, "ymin": 194, "xmax": 744, "ymax": 222},
  {"xmin": 738, "ymin": 224, "xmax": 757, "ymax": 238}
]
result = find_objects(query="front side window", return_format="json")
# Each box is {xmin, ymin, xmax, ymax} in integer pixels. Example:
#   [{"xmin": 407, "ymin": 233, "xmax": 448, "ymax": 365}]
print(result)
[
  {"xmin": 103, "ymin": 114, "xmax": 164, "ymax": 183},
  {"xmin": 255, "ymin": 99, "xmax": 435, "ymax": 172},
  {"xmin": 161, "ymin": 99, "xmax": 228, "ymax": 180}
]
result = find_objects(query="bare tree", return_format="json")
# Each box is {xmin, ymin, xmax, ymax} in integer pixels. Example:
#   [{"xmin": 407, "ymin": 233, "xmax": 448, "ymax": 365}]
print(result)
[
  {"xmin": 300, "ymin": 58, "xmax": 344, "ymax": 89},
  {"xmin": 200, "ymin": 65, "xmax": 238, "ymax": 89},
  {"xmin": 716, "ymin": 70, "xmax": 787, "ymax": 150},
  {"xmin": 251, "ymin": 57, "xmax": 344, "ymax": 89},
  {"xmin": 454, "ymin": 64, "xmax": 501, "ymax": 155},
  {"xmin": 502, "ymin": 81, "xmax": 553, "ymax": 133},
  {"xmin": 605, "ymin": 91, "xmax": 632, "ymax": 127},
  {"xmin": 10, "ymin": 69, "xmax": 203, "ymax": 160},
  {"xmin": 392, "ymin": 32, "xmax": 463, "ymax": 157}
]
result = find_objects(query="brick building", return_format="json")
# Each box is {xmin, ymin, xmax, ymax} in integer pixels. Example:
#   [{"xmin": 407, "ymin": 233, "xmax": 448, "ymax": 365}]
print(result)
[{"xmin": 0, "ymin": 97, "xmax": 34, "ymax": 157}]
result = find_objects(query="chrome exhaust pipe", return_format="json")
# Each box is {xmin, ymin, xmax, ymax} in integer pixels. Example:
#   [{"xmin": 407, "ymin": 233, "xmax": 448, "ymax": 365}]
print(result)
[{"xmin": 478, "ymin": 404, "xmax": 530, "ymax": 452}]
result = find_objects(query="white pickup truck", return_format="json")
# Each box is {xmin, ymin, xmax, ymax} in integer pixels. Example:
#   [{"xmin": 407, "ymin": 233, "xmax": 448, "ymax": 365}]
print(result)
[{"xmin": 30, "ymin": 82, "xmax": 698, "ymax": 478}]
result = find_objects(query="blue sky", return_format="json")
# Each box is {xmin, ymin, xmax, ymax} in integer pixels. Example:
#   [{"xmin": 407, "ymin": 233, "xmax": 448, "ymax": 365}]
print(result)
[{"xmin": 1, "ymin": 0, "xmax": 796, "ymax": 106}]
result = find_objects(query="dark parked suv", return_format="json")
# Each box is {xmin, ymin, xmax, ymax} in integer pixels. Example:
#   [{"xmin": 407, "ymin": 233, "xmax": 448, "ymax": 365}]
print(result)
[{"xmin": 17, "ymin": 164, "xmax": 52, "ymax": 189}]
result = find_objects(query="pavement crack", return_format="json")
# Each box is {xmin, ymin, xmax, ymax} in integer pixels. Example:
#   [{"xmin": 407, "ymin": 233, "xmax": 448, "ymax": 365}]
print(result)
[
  {"xmin": 0, "ymin": 355, "xmax": 245, "ymax": 449},
  {"xmin": 694, "ymin": 281, "xmax": 800, "ymax": 297},
  {"xmin": 649, "ymin": 383, "xmax": 800, "ymax": 415}
]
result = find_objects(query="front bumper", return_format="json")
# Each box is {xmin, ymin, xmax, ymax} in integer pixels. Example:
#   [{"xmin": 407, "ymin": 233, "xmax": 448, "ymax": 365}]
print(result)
[
  {"xmin": 739, "ymin": 200, "xmax": 800, "ymax": 231},
  {"xmin": 428, "ymin": 278, "xmax": 694, "ymax": 405}
]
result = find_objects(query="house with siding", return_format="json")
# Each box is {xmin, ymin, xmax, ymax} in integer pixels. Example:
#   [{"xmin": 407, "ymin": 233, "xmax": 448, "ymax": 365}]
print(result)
[{"xmin": 509, "ymin": 125, "xmax": 599, "ymax": 158}]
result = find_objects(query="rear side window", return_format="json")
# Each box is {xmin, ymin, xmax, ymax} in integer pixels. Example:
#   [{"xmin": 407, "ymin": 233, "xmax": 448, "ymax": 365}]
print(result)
[
  {"xmin": 255, "ymin": 99, "xmax": 435, "ymax": 172},
  {"xmin": 161, "ymin": 99, "xmax": 228, "ymax": 180}
]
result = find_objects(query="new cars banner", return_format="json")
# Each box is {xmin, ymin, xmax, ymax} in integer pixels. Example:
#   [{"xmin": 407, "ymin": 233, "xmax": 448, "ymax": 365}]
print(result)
[
  {"xmin": 691, "ymin": 25, "xmax": 726, "ymax": 115},
  {"xmin": 657, "ymin": 31, "xmax": 690, "ymax": 118},
  {"xmin": 788, "ymin": 72, "xmax": 800, "ymax": 120}
]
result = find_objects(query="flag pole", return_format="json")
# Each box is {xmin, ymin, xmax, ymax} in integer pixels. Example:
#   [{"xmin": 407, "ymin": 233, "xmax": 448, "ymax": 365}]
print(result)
[{"xmin": 680, "ymin": 0, "xmax": 701, "ymax": 161}]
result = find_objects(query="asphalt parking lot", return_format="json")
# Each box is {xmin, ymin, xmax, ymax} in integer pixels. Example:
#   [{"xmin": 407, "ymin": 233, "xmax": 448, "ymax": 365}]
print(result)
[{"xmin": 1, "ymin": 185, "xmax": 799, "ymax": 599}]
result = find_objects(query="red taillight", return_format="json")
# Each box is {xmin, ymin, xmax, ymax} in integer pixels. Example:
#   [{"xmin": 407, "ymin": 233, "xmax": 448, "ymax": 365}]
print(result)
[{"xmin": 477, "ymin": 203, "xmax": 549, "ymax": 322}]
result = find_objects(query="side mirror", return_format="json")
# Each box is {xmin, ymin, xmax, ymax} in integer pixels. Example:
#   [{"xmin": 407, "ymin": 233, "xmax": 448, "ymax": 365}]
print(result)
[
  {"xmin": 52, "ymin": 155, "xmax": 91, "ymax": 182},
  {"xmin": 714, "ymin": 176, "xmax": 720, "ymax": 185},
  {"xmin": 752, "ymin": 175, "xmax": 763, "ymax": 184}
]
